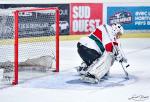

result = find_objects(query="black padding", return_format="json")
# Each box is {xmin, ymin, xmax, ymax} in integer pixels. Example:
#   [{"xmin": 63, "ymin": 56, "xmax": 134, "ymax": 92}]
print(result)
[{"xmin": 77, "ymin": 42, "xmax": 101, "ymax": 66}]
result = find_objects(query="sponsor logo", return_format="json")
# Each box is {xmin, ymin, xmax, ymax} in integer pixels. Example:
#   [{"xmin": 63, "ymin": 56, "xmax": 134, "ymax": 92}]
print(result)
[
  {"xmin": 109, "ymin": 11, "xmax": 132, "ymax": 24},
  {"xmin": 72, "ymin": 6, "xmax": 100, "ymax": 32},
  {"xmin": 71, "ymin": 4, "xmax": 102, "ymax": 34}
]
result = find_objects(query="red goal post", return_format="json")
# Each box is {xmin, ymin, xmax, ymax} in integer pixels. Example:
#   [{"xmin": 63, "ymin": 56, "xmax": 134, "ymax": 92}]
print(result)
[{"xmin": 0, "ymin": 7, "xmax": 60, "ymax": 85}]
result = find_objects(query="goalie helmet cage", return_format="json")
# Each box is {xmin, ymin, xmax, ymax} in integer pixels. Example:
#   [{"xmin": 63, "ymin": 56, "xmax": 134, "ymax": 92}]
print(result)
[{"xmin": 0, "ymin": 7, "xmax": 60, "ymax": 85}]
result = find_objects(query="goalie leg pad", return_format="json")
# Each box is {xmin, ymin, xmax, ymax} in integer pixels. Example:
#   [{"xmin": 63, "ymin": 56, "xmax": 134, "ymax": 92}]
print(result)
[{"xmin": 86, "ymin": 52, "xmax": 114, "ymax": 80}]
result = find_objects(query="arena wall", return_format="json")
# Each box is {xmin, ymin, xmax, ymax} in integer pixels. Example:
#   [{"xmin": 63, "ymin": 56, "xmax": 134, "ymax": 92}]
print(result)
[
  {"xmin": 0, "ymin": 0, "xmax": 150, "ymax": 4},
  {"xmin": 0, "ymin": 0, "xmax": 150, "ymax": 39}
]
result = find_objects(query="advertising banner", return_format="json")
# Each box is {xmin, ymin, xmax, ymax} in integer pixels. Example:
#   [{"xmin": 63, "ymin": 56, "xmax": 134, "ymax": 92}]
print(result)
[
  {"xmin": 107, "ymin": 6, "xmax": 150, "ymax": 30},
  {"xmin": 70, "ymin": 3, "xmax": 103, "ymax": 34},
  {"xmin": 0, "ymin": 4, "xmax": 70, "ymax": 37}
]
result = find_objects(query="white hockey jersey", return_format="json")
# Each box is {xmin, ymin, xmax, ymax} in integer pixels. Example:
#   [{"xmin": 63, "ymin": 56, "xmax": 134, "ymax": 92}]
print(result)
[{"xmin": 79, "ymin": 24, "xmax": 118, "ymax": 54}]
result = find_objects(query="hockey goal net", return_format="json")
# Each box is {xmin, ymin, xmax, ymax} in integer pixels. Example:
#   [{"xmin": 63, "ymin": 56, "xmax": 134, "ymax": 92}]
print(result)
[{"xmin": 0, "ymin": 7, "xmax": 59, "ymax": 86}]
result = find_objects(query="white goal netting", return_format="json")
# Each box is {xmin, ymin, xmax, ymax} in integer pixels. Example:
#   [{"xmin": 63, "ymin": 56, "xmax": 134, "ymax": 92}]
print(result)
[{"xmin": 0, "ymin": 7, "xmax": 59, "ymax": 87}]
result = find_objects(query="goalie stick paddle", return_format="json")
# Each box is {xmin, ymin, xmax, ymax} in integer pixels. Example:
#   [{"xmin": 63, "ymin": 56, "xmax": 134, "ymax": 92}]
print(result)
[
  {"xmin": 103, "ymin": 24, "xmax": 129, "ymax": 79},
  {"xmin": 120, "ymin": 63, "xmax": 129, "ymax": 79}
]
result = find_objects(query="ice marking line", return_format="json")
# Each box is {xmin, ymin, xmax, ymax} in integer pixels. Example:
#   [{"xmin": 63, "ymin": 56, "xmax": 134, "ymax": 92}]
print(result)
[{"xmin": 127, "ymin": 46, "xmax": 150, "ymax": 55}]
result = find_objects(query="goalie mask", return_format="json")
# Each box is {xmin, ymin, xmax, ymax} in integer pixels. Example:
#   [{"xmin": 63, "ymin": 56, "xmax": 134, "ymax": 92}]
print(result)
[{"xmin": 111, "ymin": 23, "xmax": 124, "ymax": 36}]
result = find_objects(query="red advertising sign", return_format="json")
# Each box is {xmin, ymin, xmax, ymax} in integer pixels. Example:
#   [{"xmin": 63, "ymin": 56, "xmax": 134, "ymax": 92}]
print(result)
[{"xmin": 70, "ymin": 3, "xmax": 103, "ymax": 34}]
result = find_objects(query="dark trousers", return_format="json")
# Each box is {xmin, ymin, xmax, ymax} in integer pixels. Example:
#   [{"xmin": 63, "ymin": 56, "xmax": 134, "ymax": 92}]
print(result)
[{"xmin": 77, "ymin": 42, "xmax": 101, "ymax": 66}]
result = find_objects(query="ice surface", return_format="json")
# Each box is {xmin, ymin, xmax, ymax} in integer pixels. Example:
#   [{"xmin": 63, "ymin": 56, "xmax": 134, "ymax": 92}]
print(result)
[{"xmin": 0, "ymin": 38, "xmax": 150, "ymax": 102}]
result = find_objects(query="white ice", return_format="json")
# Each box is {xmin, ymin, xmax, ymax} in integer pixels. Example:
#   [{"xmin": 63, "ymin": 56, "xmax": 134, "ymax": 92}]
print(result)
[{"xmin": 0, "ymin": 38, "xmax": 150, "ymax": 102}]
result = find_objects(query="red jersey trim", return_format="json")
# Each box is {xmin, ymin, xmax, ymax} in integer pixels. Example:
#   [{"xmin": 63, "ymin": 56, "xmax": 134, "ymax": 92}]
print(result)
[
  {"xmin": 93, "ymin": 28, "xmax": 102, "ymax": 41},
  {"xmin": 105, "ymin": 42, "xmax": 118, "ymax": 52}
]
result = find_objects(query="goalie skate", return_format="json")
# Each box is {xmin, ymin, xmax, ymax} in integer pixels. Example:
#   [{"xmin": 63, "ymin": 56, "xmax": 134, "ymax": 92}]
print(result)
[
  {"xmin": 80, "ymin": 73, "xmax": 99, "ymax": 84},
  {"xmin": 80, "ymin": 75, "xmax": 99, "ymax": 84}
]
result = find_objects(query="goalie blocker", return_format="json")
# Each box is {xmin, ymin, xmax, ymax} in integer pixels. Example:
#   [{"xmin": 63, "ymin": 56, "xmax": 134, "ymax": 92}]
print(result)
[{"xmin": 77, "ymin": 23, "xmax": 127, "ymax": 83}]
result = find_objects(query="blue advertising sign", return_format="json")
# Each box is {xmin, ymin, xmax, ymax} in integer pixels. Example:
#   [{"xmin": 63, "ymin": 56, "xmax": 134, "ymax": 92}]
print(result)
[{"xmin": 107, "ymin": 6, "xmax": 150, "ymax": 30}]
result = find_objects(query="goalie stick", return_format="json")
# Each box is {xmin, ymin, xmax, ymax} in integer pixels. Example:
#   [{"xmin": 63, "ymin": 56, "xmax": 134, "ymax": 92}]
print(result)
[
  {"xmin": 103, "ymin": 24, "xmax": 130, "ymax": 79},
  {"xmin": 118, "ymin": 42, "xmax": 130, "ymax": 79}
]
